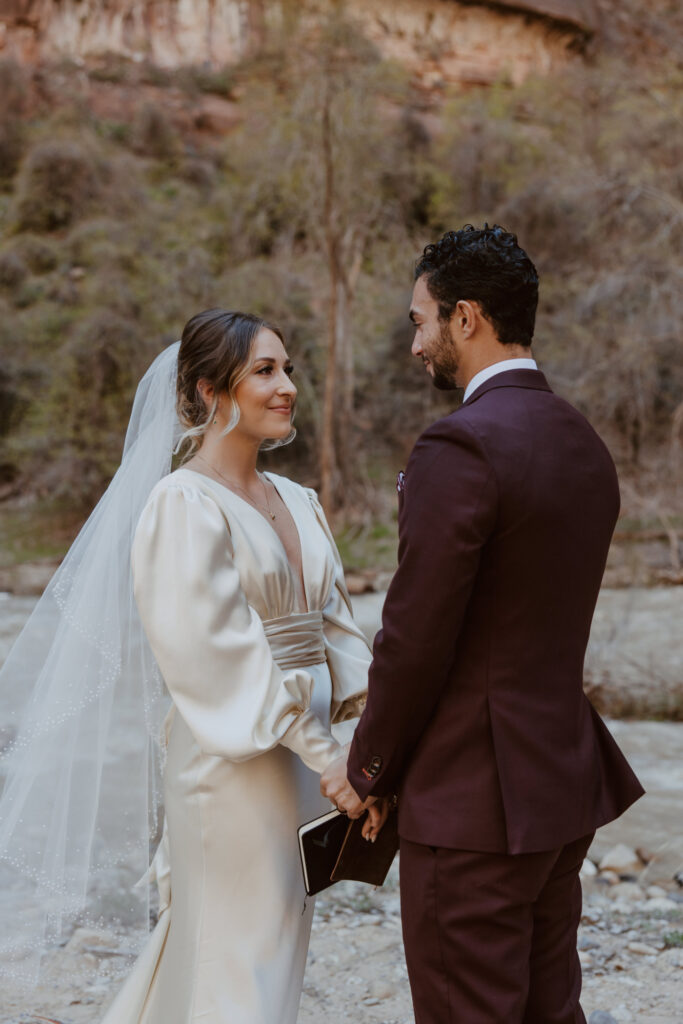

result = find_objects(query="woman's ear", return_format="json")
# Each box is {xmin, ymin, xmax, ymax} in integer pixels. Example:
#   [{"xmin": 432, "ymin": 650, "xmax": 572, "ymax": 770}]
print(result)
[{"xmin": 196, "ymin": 378, "xmax": 215, "ymax": 411}]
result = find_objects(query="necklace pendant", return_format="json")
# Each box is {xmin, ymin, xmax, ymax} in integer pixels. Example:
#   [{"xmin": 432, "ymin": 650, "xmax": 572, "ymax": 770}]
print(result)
[{"xmin": 270, "ymin": 512, "xmax": 276, "ymax": 520}]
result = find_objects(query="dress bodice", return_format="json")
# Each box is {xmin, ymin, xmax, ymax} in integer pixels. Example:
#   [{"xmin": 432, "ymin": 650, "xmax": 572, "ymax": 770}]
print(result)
[
  {"xmin": 131, "ymin": 468, "xmax": 371, "ymax": 768},
  {"xmin": 168, "ymin": 469, "xmax": 338, "ymax": 623}
]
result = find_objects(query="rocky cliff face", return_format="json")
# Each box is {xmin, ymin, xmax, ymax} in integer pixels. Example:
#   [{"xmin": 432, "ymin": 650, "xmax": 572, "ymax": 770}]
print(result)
[{"xmin": 0, "ymin": 0, "xmax": 593, "ymax": 87}]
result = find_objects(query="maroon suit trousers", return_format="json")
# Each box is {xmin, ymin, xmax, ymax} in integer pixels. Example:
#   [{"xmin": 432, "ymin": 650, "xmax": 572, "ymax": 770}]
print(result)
[{"xmin": 399, "ymin": 832, "xmax": 594, "ymax": 1024}]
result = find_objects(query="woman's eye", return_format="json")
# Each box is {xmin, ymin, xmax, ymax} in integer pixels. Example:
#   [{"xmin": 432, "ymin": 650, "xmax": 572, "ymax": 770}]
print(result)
[
  {"xmin": 285, "ymin": 366, "xmax": 294, "ymax": 376},
  {"xmin": 257, "ymin": 366, "xmax": 272, "ymax": 375}
]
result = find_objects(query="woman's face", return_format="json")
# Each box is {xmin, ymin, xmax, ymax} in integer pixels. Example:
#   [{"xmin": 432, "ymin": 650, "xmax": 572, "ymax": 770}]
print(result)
[{"xmin": 230, "ymin": 328, "xmax": 297, "ymax": 442}]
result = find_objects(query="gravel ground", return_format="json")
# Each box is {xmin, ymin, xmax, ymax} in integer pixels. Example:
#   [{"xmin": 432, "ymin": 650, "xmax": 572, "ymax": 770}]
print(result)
[
  {"xmin": 2, "ymin": 857, "xmax": 682, "ymax": 1024},
  {"xmin": 302, "ymin": 865, "xmax": 683, "ymax": 1024}
]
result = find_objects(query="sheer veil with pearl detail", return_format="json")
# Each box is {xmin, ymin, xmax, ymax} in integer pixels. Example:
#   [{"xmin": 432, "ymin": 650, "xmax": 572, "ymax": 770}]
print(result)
[{"xmin": 0, "ymin": 342, "xmax": 182, "ymax": 985}]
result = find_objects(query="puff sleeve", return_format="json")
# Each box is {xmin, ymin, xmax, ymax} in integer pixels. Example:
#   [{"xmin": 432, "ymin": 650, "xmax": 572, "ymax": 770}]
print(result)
[
  {"xmin": 305, "ymin": 489, "xmax": 371, "ymax": 727},
  {"xmin": 131, "ymin": 482, "xmax": 342, "ymax": 773}
]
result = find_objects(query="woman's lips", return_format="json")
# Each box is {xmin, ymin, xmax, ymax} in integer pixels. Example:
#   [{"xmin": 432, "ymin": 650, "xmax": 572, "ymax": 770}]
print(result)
[{"xmin": 268, "ymin": 406, "xmax": 291, "ymax": 414}]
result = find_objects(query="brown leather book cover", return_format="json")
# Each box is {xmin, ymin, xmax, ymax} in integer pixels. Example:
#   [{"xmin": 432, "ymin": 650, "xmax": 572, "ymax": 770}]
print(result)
[
  {"xmin": 298, "ymin": 808, "xmax": 399, "ymax": 896},
  {"xmin": 331, "ymin": 808, "xmax": 399, "ymax": 887}
]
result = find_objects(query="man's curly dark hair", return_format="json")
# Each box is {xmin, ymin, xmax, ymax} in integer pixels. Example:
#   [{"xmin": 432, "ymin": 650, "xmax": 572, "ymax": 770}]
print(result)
[{"xmin": 415, "ymin": 224, "xmax": 539, "ymax": 347}]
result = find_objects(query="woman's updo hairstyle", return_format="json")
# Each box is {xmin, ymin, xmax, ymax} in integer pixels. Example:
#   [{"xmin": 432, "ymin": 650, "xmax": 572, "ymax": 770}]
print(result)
[{"xmin": 175, "ymin": 308, "xmax": 289, "ymax": 459}]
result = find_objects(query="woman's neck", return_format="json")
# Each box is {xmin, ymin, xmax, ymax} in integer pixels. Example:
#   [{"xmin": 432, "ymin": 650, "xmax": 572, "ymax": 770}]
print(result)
[{"xmin": 194, "ymin": 429, "xmax": 261, "ymax": 490}]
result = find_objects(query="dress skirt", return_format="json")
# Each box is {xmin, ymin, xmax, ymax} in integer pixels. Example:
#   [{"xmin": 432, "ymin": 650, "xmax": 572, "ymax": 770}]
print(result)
[{"xmin": 100, "ymin": 663, "xmax": 332, "ymax": 1024}]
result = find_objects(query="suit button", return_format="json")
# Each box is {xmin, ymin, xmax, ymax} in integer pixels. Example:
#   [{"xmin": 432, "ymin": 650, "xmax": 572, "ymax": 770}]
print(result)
[{"xmin": 362, "ymin": 755, "xmax": 383, "ymax": 780}]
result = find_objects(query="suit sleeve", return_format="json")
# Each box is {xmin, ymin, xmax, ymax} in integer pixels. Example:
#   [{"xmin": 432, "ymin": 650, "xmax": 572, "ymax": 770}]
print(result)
[{"xmin": 347, "ymin": 419, "xmax": 497, "ymax": 798}]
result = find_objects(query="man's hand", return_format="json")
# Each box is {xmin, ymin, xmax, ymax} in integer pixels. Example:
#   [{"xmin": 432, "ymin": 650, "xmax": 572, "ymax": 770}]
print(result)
[
  {"xmin": 321, "ymin": 752, "xmax": 368, "ymax": 819},
  {"xmin": 362, "ymin": 798, "xmax": 391, "ymax": 842}
]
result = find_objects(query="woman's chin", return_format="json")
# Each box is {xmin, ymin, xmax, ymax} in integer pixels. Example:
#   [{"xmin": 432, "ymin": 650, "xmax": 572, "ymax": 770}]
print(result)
[
  {"xmin": 250, "ymin": 425, "xmax": 292, "ymax": 447},
  {"xmin": 264, "ymin": 418, "xmax": 293, "ymax": 440}
]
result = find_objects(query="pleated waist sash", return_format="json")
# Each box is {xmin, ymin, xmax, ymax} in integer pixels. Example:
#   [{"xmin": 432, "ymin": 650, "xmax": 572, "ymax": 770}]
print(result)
[{"xmin": 262, "ymin": 610, "xmax": 326, "ymax": 670}]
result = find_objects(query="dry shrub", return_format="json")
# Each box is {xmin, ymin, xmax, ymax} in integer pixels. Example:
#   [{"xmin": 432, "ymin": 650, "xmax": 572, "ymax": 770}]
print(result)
[
  {"xmin": 0, "ymin": 366, "xmax": 21, "ymax": 437},
  {"xmin": 0, "ymin": 58, "xmax": 29, "ymax": 183},
  {"xmin": 13, "ymin": 140, "xmax": 105, "ymax": 233},
  {"xmin": 11, "ymin": 235, "xmax": 59, "ymax": 275},
  {"xmin": 131, "ymin": 104, "xmax": 181, "ymax": 163},
  {"xmin": 0, "ymin": 250, "xmax": 28, "ymax": 290},
  {"xmin": 38, "ymin": 312, "xmax": 147, "ymax": 504}
]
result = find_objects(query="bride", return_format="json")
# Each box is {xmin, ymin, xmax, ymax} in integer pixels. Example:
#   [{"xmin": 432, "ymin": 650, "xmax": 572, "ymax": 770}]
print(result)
[{"xmin": 0, "ymin": 308, "xmax": 383, "ymax": 1023}]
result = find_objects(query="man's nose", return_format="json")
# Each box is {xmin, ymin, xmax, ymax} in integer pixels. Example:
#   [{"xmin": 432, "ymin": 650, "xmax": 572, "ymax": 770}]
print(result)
[{"xmin": 411, "ymin": 337, "xmax": 423, "ymax": 357}]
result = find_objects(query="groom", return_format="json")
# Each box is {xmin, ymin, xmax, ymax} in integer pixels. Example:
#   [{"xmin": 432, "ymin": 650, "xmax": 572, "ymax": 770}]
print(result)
[{"xmin": 322, "ymin": 225, "xmax": 644, "ymax": 1023}]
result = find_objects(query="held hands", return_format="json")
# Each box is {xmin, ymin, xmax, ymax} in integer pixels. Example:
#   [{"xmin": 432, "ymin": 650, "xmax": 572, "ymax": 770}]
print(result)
[
  {"xmin": 320, "ymin": 749, "xmax": 391, "ymax": 841},
  {"xmin": 320, "ymin": 750, "xmax": 364, "ymax": 816}
]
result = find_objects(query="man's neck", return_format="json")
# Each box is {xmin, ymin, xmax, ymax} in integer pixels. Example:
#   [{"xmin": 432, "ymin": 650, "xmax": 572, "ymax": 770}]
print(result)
[
  {"xmin": 463, "ymin": 352, "xmax": 537, "ymax": 402},
  {"xmin": 462, "ymin": 344, "xmax": 534, "ymax": 388}
]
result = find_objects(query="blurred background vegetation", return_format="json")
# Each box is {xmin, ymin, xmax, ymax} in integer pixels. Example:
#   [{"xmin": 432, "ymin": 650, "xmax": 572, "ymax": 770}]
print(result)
[{"xmin": 0, "ymin": 0, "xmax": 681, "ymax": 578}]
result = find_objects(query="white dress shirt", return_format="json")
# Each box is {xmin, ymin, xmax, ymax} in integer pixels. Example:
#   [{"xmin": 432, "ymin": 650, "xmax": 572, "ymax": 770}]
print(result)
[{"xmin": 463, "ymin": 358, "xmax": 538, "ymax": 402}]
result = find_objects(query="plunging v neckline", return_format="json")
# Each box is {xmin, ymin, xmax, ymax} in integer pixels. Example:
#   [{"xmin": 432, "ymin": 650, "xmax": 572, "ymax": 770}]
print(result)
[{"xmin": 178, "ymin": 468, "xmax": 309, "ymax": 613}]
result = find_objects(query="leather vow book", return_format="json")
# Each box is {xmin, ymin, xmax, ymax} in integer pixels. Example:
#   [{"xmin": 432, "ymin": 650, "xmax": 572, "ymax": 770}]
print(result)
[{"xmin": 297, "ymin": 807, "xmax": 399, "ymax": 897}]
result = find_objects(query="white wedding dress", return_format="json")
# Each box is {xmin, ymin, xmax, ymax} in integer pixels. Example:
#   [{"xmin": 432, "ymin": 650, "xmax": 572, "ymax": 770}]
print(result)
[{"xmin": 99, "ymin": 468, "xmax": 371, "ymax": 1024}]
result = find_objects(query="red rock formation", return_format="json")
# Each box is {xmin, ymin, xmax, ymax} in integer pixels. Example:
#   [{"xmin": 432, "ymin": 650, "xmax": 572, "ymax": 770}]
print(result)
[
  {"xmin": 0, "ymin": 1, "xmax": 595, "ymax": 86},
  {"xmin": 484, "ymin": 1, "xmax": 598, "ymax": 34}
]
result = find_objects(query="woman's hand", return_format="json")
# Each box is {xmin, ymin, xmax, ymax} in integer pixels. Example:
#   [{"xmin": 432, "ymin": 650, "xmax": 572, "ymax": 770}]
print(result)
[
  {"xmin": 361, "ymin": 798, "xmax": 391, "ymax": 842},
  {"xmin": 320, "ymin": 746, "xmax": 366, "ymax": 818}
]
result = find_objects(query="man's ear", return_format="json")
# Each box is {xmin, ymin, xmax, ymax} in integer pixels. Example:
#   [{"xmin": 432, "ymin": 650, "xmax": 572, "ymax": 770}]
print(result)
[{"xmin": 452, "ymin": 300, "xmax": 477, "ymax": 339}]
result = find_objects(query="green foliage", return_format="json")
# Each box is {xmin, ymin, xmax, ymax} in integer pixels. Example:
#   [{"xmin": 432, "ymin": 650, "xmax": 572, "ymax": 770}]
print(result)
[
  {"xmin": 0, "ymin": 58, "xmax": 29, "ymax": 185},
  {"xmin": 0, "ymin": 250, "xmax": 28, "ymax": 289},
  {"xmin": 0, "ymin": 498, "xmax": 82, "ymax": 566},
  {"xmin": 25, "ymin": 311, "xmax": 149, "ymax": 504},
  {"xmin": 183, "ymin": 64, "xmax": 236, "ymax": 98},
  {"xmin": 12, "ymin": 139, "xmax": 106, "ymax": 233},
  {"xmin": 88, "ymin": 53, "xmax": 135, "ymax": 85},
  {"xmin": 131, "ymin": 104, "xmax": 181, "ymax": 163},
  {"xmin": 0, "ymin": 3, "xmax": 680, "ymax": 536},
  {"xmin": 664, "ymin": 932, "xmax": 683, "ymax": 948},
  {"xmin": 11, "ymin": 235, "xmax": 60, "ymax": 274}
]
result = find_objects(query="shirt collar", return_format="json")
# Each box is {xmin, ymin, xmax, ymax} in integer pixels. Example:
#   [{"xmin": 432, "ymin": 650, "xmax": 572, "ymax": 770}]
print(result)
[{"xmin": 463, "ymin": 358, "xmax": 538, "ymax": 403}]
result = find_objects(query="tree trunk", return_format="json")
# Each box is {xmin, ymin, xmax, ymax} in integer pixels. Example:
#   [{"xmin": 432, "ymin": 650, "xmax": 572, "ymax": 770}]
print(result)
[
  {"xmin": 335, "ymin": 277, "xmax": 352, "ymax": 487},
  {"xmin": 320, "ymin": 78, "xmax": 340, "ymax": 515},
  {"xmin": 335, "ymin": 240, "xmax": 363, "ymax": 491},
  {"xmin": 246, "ymin": 0, "xmax": 267, "ymax": 55}
]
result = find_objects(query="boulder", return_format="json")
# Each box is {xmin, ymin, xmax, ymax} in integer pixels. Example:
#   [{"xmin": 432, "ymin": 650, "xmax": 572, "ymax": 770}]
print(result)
[
  {"xmin": 608, "ymin": 881, "xmax": 644, "ymax": 902},
  {"xmin": 598, "ymin": 844, "xmax": 642, "ymax": 876}
]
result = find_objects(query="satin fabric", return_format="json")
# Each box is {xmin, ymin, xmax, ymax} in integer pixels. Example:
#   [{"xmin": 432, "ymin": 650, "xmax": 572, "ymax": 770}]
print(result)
[{"xmin": 100, "ymin": 469, "xmax": 371, "ymax": 1024}]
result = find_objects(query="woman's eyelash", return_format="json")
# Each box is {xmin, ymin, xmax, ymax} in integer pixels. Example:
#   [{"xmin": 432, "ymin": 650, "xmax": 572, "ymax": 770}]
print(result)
[{"xmin": 256, "ymin": 365, "xmax": 294, "ymax": 375}]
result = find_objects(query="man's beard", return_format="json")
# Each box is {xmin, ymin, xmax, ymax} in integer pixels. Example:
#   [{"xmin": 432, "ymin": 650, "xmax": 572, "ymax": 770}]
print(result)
[
  {"xmin": 430, "ymin": 321, "xmax": 459, "ymax": 391},
  {"xmin": 432, "ymin": 366, "xmax": 458, "ymax": 390}
]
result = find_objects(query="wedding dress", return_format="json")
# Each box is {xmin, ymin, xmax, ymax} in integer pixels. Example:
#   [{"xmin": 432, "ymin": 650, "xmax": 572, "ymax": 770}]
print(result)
[
  {"xmin": 99, "ymin": 467, "xmax": 371, "ymax": 1024},
  {"xmin": 0, "ymin": 342, "xmax": 370, "ymax": 1023}
]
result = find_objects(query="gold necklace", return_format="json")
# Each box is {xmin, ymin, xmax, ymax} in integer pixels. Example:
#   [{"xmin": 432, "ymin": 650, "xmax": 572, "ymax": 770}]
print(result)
[{"xmin": 195, "ymin": 455, "xmax": 277, "ymax": 520}]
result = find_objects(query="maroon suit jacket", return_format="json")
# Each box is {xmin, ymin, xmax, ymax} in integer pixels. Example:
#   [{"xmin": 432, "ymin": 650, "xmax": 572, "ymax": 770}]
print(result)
[{"xmin": 348, "ymin": 368, "xmax": 644, "ymax": 854}]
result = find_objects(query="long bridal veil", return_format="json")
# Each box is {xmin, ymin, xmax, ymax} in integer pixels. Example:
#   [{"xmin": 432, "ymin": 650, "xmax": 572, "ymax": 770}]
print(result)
[{"xmin": 0, "ymin": 342, "xmax": 181, "ymax": 985}]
